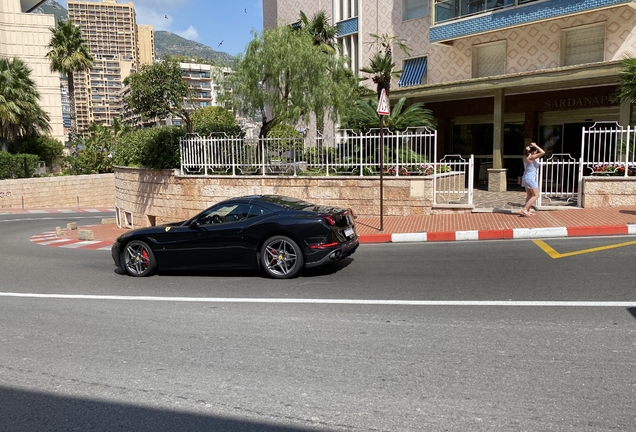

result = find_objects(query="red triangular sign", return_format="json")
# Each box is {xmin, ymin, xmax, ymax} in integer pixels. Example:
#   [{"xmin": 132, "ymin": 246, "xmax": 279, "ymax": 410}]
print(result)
[{"xmin": 377, "ymin": 89, "xmax": 390, "ymax": 116}]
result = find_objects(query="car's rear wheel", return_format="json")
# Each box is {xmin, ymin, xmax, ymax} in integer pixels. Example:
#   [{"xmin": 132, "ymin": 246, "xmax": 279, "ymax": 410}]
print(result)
[
  {"xmin": 261, "ymin": 236, "xmax": 304, "ymax": 279},
  {"xmin": 121, "ymin": 240, "xmax": 157, "ymax": 277}
]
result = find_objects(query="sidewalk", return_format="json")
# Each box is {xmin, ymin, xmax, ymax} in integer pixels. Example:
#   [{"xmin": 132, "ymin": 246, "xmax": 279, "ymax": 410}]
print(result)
[{"xmin": 11, "ymin": 205, "xmax": 636, "ymax": 247}]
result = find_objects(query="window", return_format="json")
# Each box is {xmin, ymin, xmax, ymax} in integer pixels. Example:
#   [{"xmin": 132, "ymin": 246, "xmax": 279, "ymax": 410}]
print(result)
[
  {"xmin": 404, "ymin": 0, "xmax": 429, "ymax": 20},
  {"xmin": 472, "ymin": 41, "xmax": 505, "ymax": 78},
  {"xmin": 197, "ymin": 204, "xmax": 252, "ymax": 225},
  {"xmin": 248, "ymin": 205, "xmax": 273, "ymax": 219},
  {"xmin": 562, "ymin": 23, "xmax": 605, "ymax": 67},
  {"xmin": 398, "ymin": 57, "xmax": 428, "ymax": 87}
]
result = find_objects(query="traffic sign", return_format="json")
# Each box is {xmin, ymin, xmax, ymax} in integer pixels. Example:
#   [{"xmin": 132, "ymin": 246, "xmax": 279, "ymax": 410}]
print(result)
[{"xmin": 377, "ymin": 88, "xmax": 390, "ymax": 116}]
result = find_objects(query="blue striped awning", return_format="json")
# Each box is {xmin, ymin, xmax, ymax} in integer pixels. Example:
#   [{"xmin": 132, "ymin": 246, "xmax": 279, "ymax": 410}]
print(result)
[{"xmin": 397, "ymin": 57, "xmax": 427, "ymax": 88}]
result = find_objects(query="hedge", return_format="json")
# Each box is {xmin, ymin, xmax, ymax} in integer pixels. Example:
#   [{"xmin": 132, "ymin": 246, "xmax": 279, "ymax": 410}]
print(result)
[
  {"xmin": 0, "ymin": 153, "xmax": 40, "ymax": 179},
  {"xmin": 112, "ymin": 127, "xmax": 185, "ymax": 169}
]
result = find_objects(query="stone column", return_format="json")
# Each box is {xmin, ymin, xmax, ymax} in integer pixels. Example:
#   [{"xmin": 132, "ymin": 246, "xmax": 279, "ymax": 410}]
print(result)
[
  {"xmin": 489, "ymin": 89, "xmax": 507, "ymax": 191},
  {"xmin": 619, "ymin": 99, "xmax": 632, "ymax": 127}
]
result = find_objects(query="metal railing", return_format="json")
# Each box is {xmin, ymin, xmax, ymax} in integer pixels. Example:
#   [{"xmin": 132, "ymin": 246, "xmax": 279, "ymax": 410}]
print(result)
[
  {"xmin": 581, "ymin": 122, "xmax": 635, "ymax": 176},
  {"xmin": 180, "ymin": 129, "xmax": 438, "ymax": 177},
  {"xmin": 537, "ymin": 154, "xmax": 579, "ymax": 206}
]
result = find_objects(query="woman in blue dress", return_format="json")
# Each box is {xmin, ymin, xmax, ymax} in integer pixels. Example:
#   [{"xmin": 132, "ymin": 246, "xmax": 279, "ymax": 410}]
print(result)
[{"xmin": 520, "ymin": 142, "xmax": 545, "ymax": 216}]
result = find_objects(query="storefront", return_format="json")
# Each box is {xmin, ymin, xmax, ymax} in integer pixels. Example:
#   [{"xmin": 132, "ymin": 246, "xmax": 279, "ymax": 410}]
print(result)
[{"xmin": 395, "ymin": 62, "xmax": 632, "ymax": 190}]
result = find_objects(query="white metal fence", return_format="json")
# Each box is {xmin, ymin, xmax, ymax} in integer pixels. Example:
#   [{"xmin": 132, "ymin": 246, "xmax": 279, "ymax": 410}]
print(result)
[
  {"xmin": 180, "ymin": 129, "xmax": 439, "ymax": 177},
  {"xmin": 537, "ymin": 122, "xmax": 635, "ymax": 207}
]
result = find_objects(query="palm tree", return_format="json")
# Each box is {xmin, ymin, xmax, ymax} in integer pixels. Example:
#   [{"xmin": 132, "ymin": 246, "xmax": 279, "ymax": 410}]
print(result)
[
  {"xmin": 0, "ymin": 57, "xmax": 51, "ymax": 152},
  {"xmin": 360, "ymin": 33, "xmax": 411, "ymax": 99},
  {"xmin": 617, "ymin": 57, "xmax": 636, "ymax": 104},
  {"xmin": 341, "ymin": 96, "xmax": 434, "ymax": 133},
  {"xmin": 46, "ymin": 19, "xmax": 93, "ymax": 143},
  {"xmin": 299, "ymin": 10, "xmax": 337, "ymax": 55}
]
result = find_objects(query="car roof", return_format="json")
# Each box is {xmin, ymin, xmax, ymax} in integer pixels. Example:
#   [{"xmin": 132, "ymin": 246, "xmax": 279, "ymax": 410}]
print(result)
[{"xmin": 228, "ymin": 195, "xmax": 315, "ymax": 210}]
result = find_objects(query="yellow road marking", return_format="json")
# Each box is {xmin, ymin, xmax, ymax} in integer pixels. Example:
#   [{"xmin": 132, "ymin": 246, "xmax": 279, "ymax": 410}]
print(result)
[{"xmin": 533, "ymin": 239, "xmax": 636, "ymax": 259}]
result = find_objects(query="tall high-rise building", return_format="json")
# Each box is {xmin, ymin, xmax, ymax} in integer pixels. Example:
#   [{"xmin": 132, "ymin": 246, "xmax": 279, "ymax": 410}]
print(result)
[
  {"xmin": 0, "ymin": 0, "xmax": 65, "ymax": 144},
  {"xmin": 68, "ymin": 0, "xmax": 154, "ymax": 132},
  {"xmin": 137, "ymin": 24, "xmax": 155, "ymax": 67}
]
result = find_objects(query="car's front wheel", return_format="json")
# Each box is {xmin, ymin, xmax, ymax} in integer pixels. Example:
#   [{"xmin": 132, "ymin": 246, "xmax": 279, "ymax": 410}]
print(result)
[
  {"xmin": 261, "ymin": 236, "xmax": 304, "ymax": 279},
  {"xmin": 121, "ymin": 240, "xmax": 157, "ymax": 277}
]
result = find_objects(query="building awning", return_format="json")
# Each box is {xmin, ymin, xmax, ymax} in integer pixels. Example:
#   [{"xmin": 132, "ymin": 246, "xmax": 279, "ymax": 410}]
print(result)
[{"xmin": 398, "ymin": 57, "xmax": 427, "ymax": 88}]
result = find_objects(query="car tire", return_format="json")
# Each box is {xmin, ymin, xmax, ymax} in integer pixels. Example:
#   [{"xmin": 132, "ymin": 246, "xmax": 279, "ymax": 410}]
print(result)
[
  {"xmin": 260, "ymin": 235, "xmax": 304, "ymax": 279},
  {"xmin": 121, "ymin": 240, "xmax": 157, "ymax": 277}
]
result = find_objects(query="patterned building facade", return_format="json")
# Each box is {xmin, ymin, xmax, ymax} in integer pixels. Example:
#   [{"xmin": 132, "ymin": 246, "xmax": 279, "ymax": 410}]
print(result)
[
  {"xmin": 68, "ymin": 0, "xmax": 154, "ymax": 132},
  {"xmin": 263, "ymin": 0, "xmax": 636, "ymax": 189}
]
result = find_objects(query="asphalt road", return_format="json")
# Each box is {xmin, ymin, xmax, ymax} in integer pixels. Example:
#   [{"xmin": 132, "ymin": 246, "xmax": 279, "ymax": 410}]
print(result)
[{"xmin": 1, "ymin": 212, "xmax": 635, "ymax": 431}]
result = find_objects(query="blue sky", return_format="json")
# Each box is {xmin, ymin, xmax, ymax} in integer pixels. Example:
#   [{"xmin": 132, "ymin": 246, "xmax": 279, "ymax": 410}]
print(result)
[{"xmin": 56, "ymin": 0, "xmax": 264, "ymax": 56}]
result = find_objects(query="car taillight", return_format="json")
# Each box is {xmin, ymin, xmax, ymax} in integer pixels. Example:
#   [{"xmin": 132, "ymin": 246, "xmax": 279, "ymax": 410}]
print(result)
[
  {"xmin": 324, "ymin": 215, "xmax": 335, "ymax": 226},
  {"xmin": 310, "ymin": 242, "xmax": 338, "ymax": 249}
]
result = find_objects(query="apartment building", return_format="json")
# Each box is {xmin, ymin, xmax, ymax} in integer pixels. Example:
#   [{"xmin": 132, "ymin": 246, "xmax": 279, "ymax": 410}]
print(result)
[
  {"xmin": 137, "ymin": 24, "xmax": 155, "ymax": 66},
  {"xmin": 0, "ymin": 0, "xmax": 65, "ymax": 143},
  {"xmin": 263, "ymin": 0, "xmax": 636, "ymax": 188},
  {"xmin": 68, "ymin": 0, "xmax": 154, "ymax": 132},
  {"xmin": 152, "ymin": 62, "xmax": 232, "ymax": 128}
]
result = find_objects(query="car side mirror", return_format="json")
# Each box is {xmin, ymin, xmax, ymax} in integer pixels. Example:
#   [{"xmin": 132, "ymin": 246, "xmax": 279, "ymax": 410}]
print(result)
[{"xmin": 189, "ymin": 219, "xmax": 201, "ymax": 229}]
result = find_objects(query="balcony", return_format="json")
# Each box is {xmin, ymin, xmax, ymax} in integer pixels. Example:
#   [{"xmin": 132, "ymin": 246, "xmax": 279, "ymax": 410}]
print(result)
[{"xmin": 431, "ymin": 0, "xmax": 634, "ymax": 43}]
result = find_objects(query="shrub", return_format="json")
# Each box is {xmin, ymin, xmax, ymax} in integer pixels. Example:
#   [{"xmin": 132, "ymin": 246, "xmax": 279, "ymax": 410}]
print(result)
[
  {"xmin": 0, "ymin": 153, "xmax": 40, "ymax": 179},
  {"xmin": 113, "ymin": 127, "xmax": 185, "ymax": 169},
  {"xmin": 11, "ymin": 135, "xmax": 64, "ymax": 168},
  {"xmin": 191, "ymin": 106, "xmax": 244, "ymax": 137}
]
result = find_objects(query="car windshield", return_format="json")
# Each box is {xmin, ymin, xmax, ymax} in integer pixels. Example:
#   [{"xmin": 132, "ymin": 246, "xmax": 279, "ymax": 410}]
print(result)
[{"xmin": 260, "ymin": 195, "xmax": 314, "ymax": 210}]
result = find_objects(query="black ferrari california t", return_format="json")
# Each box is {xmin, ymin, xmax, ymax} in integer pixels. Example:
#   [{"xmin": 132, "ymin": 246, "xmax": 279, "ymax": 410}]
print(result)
[{"xmin": 111, "ymin": 195, "xmax": 359, "ymax": 279}]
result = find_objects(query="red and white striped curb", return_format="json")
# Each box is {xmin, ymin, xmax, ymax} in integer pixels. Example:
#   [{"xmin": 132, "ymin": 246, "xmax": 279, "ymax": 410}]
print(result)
[
  {"xmin": 2, "ymin": 208, "xmax": 115, "ymax": 214},
  {"xmin": 358, "ymin": 224, "xmax": 636, "ymax": 243},
  {"xmin": 30, "ymin": 231, "xmax": 112, "ymax": 251}
]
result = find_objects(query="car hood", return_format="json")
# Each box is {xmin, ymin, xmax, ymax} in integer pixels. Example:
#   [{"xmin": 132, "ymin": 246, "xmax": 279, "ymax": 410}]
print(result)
[{"xmin": 115, "ymin": 220, "xmax": 186, "ymax": 242}]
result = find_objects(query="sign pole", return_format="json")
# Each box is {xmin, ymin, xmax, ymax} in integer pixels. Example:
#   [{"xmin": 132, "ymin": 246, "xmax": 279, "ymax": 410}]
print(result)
[
  {"xmin": 376, "ymin": 88, "xmax": 390, "ymax": 232},
  {"xmin": 379, "ymin": 115, "xmax": 384, "ymax": 232}
]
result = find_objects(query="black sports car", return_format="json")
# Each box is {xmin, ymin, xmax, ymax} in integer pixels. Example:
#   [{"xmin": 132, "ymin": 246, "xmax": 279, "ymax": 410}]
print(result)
[{"xmin": 111, "ymin": 195, "xmax": 359, "ymax": 279}]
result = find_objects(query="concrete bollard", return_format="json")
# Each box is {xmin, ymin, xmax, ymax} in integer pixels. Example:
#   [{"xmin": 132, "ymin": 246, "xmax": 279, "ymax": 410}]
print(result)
[
  {"xmin": 101, "ymin": 217, "xmax": 117, "ymax": 225},
  {"xmin": 67, "ymin": 222, "xmax": 77, "ymax": 231},
  {"xmin": 77, "ymin": 230, "xmax": 94, "ymax": 241},
  {"xmin": 55, "ymin": 226, "xmax": 62, "ymax": 237}
]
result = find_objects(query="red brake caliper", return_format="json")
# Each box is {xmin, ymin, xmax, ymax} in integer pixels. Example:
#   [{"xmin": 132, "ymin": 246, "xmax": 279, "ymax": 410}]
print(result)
[{"xmin": 141, "ymin": 250, "xmax": 149, "ymax": 268}]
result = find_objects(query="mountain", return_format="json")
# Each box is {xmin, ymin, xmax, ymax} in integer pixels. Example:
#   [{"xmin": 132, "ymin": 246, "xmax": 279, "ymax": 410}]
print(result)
[
  {"xmin": 32, "ymin": 0, "xmax": 67, "ymax": 22},
  {"xmin": 154, "ymin": 31, "xmax": 235, "ymax": 65},
  {"xmin": 32, "ymin": 1, "xmax": 234, "ymax": 65}
]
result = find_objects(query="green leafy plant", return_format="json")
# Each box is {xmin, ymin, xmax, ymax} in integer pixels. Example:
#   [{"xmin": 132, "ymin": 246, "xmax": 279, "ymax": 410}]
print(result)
[
  {"xmin": 0, "ymin": 152, "xmax": 40, "ymax": 179},
  {"xmin": 191, "ymin": 106, "xmax": 244, "ymax": 137},
  {"xmin": 113, "ymin": 126, "xmax": 185, "ymax": 169}
]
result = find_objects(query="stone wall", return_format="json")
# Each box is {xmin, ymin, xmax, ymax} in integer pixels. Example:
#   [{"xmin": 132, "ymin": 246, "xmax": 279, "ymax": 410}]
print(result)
[
  {"xmin": 0, "ymin": 174, "xmax": 115, "ymax": 209},
  {"xmin": 114, "ymin": 167, "xmax": 446, "ymax": 228},
  {"xmin": 582, "ymin": 176, "xmax": 636, "ymax": 207}
]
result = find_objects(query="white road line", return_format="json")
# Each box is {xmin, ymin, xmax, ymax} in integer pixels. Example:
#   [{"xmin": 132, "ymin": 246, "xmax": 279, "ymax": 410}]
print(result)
[
  {"xmin": 38, "ymin": 239, "xmax": 76, "ymax": 245},
  {"xmin": 59, "ymin": 241, "xmax": 101, "ymax": 248},
  {"xmin": 0, "ymin": 293, "xmax": 634, "ymax": 307}
]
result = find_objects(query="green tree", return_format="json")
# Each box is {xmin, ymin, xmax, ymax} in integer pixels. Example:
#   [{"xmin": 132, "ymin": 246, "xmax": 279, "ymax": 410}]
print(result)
[
  {"xmin": 0, "ymin": 58, "xmax": 51, "ymax": 152},
  {"xmin": 191, "ymin": 105, "xmax": 243, "ymax": 137},
  {"xmin": 617, "ymin": 57, "xmax": 636, "ymax": 105},
  {"xmin": 299, "ymin": 10, "xmax": 337, "ymax": 55},
  {"xmin": 12, "ymin": 135, "xmax": 64, "ymax": 168},
  {"xmin": 46, "ymin": 19, "xmax": 94, "ymax": 143},
  {"xmin": 228, "ymin": 26, "xmax": 358, "ymax": 138},
  {"xmin": 360, "ymin": 33, "xmax": 410, "ymax": 99},
  {"xmin": 124, "ymin": 59, "xmax": 194, "ymax": 132},
  {"xmin": 341, "ymin": 96, "xmax": 435, "ymax": 133},
  {"xmin": 297, "ymin": 10, "xmax": 360, "ymax": 136}
]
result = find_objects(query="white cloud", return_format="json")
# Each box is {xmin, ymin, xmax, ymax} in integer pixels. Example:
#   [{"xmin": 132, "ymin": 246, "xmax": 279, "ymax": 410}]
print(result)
[
  {"xmin": 175, "ymin": 26, "xmax": 199, "ymax": 41},
  {"xmin": 130, "ymin": 0, "xmax": 188, "ymax": 31}
]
